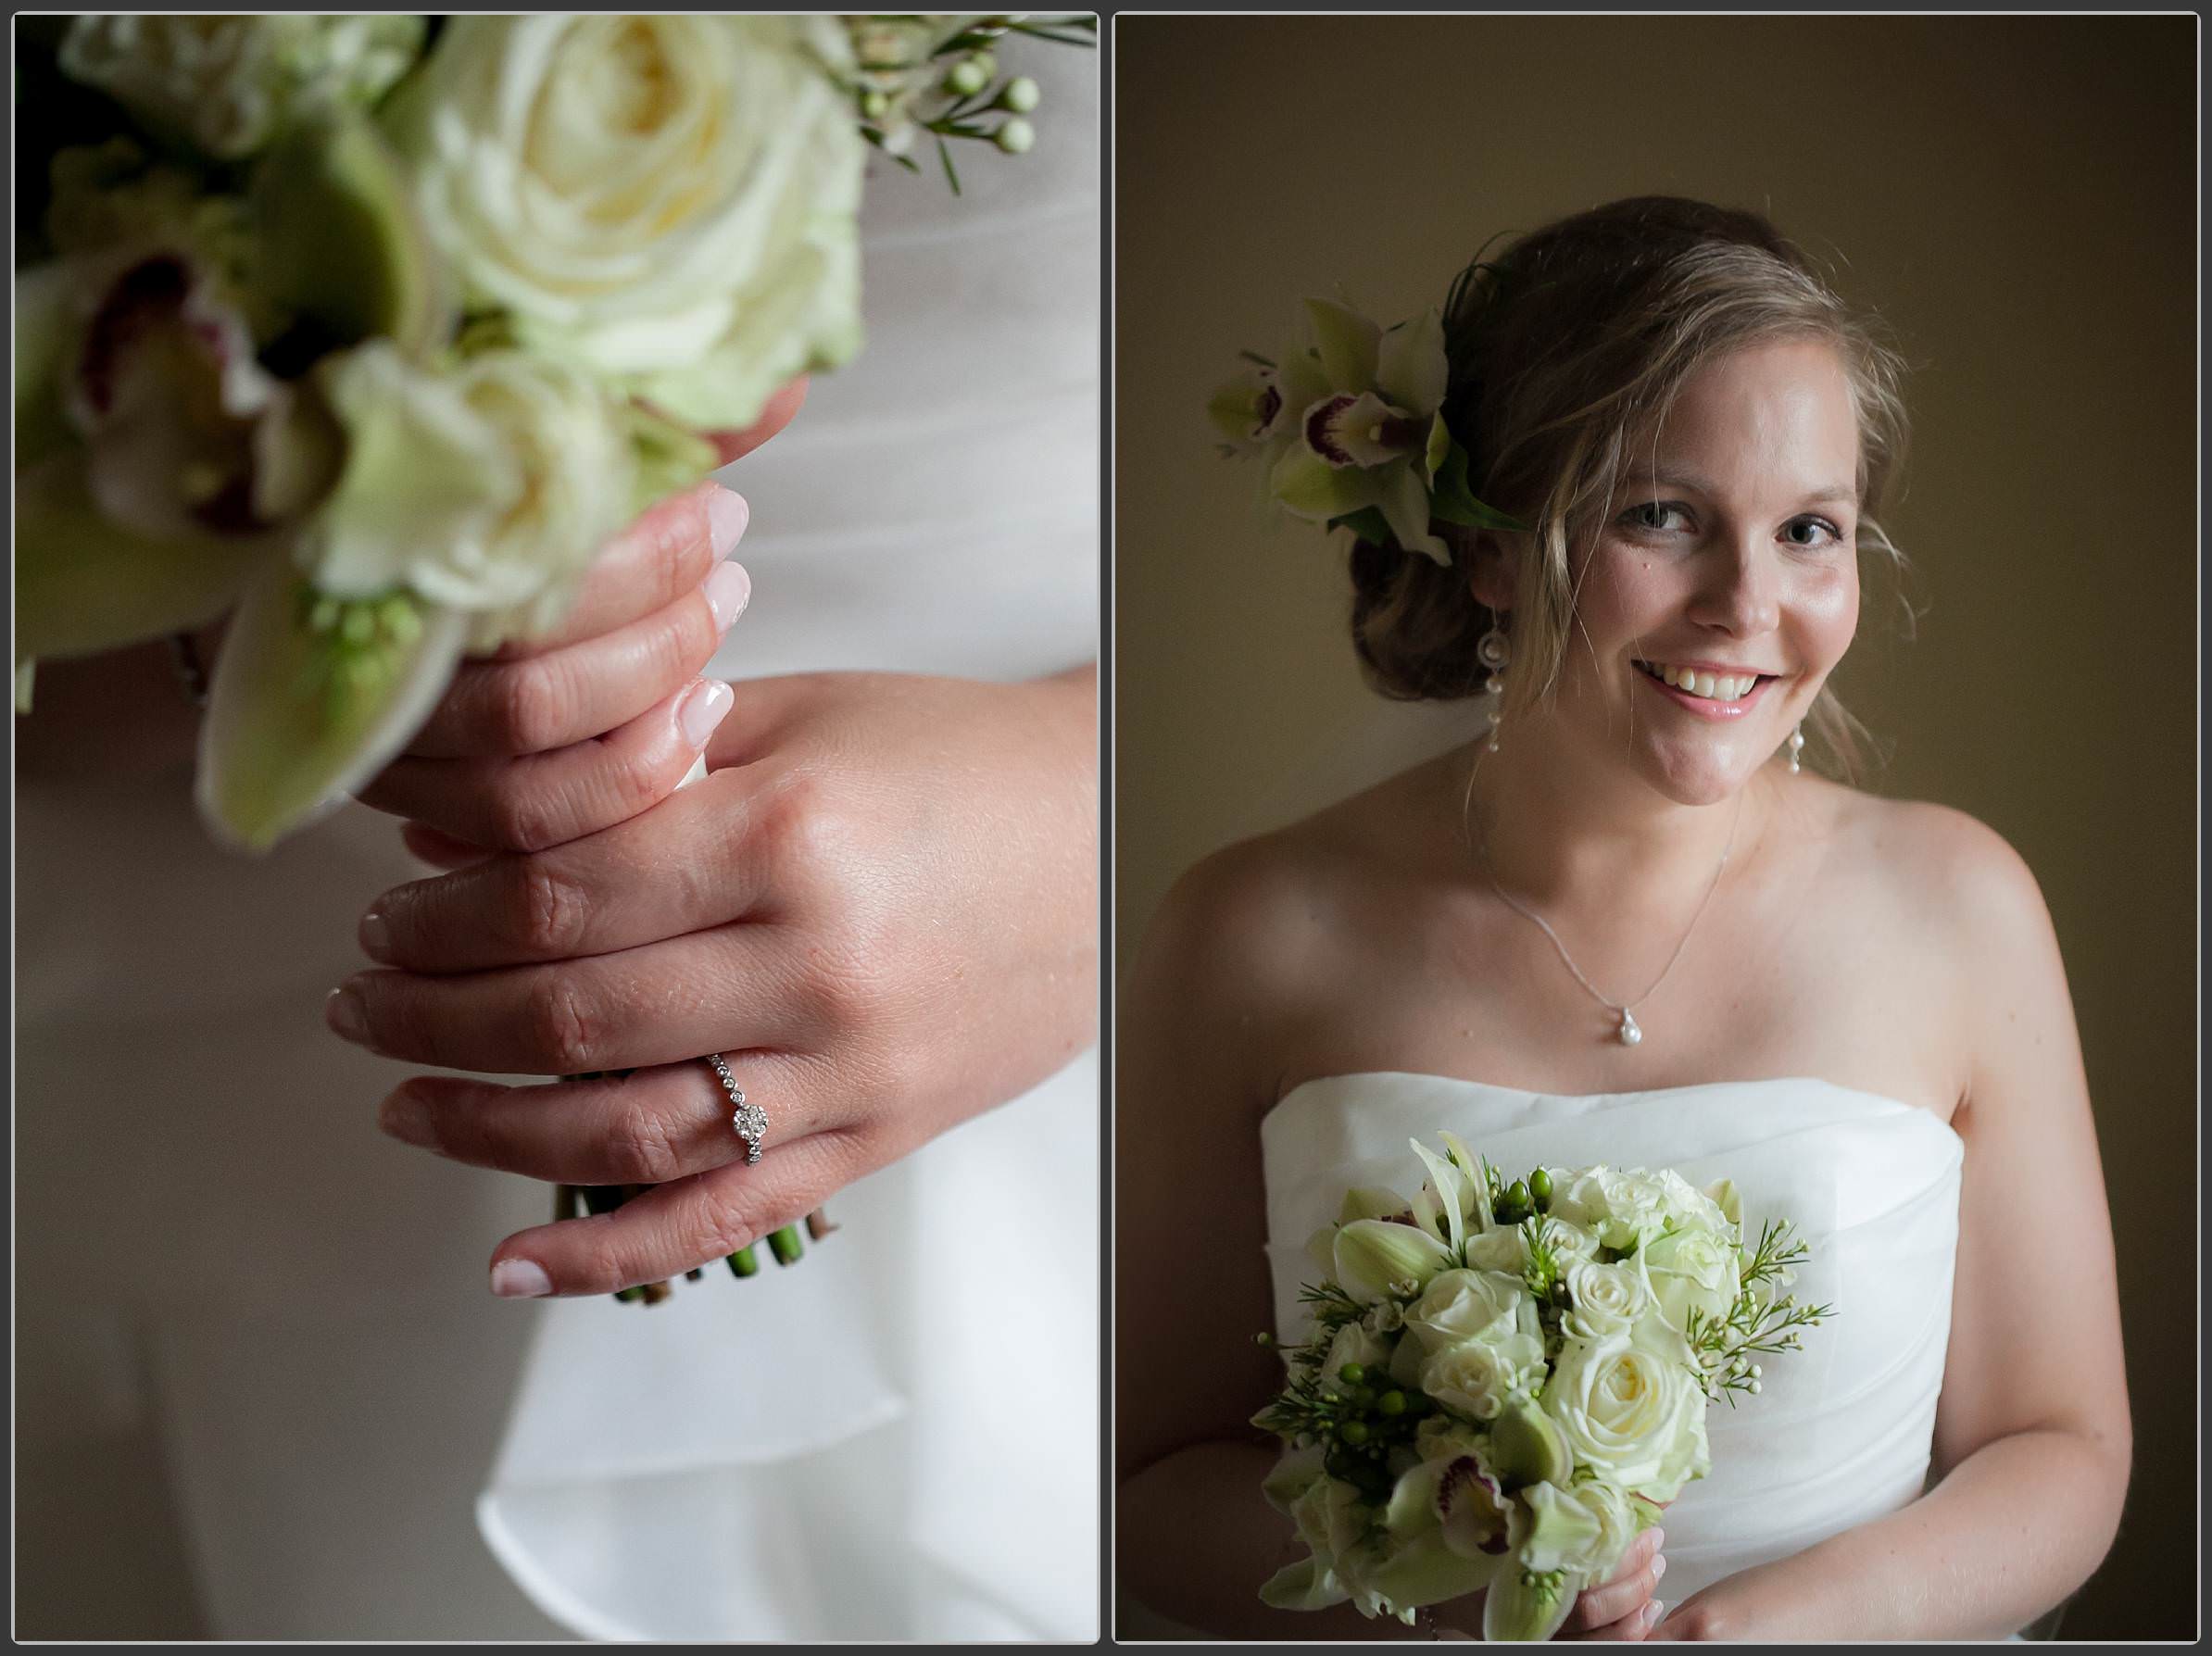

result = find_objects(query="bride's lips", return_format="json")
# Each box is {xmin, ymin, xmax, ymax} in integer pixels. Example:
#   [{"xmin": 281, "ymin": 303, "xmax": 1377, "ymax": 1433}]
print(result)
[{"xmin": 1632, "ymin": 662, "xmax": 1779, "ymax": 721}]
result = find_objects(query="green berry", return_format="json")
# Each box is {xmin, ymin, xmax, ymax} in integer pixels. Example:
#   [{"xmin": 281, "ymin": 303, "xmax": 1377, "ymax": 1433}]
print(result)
[
  {"xmin": 1378, "ymin": 1390, "xmax": 1407, "ymax": 1416},
  {"xmin": 1339, "ymin": 1419, "xmax": 1370, "ymax": 1446},
  {"xmin": 1337, "ymin": 1361, "xmax": 1365, "ymax": 1385}
]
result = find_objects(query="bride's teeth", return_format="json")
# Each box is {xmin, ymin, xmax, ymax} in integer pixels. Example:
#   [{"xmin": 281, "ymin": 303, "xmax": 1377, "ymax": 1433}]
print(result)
[{"xmin": 1644, "ymin": 663, "xmax": 1757, "ymax": 701}]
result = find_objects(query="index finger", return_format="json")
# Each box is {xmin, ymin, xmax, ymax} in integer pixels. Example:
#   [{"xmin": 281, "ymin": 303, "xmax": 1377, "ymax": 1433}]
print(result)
[{"xmin": 484, "ymin": 482, "xmax": 746, "ymax": 662}]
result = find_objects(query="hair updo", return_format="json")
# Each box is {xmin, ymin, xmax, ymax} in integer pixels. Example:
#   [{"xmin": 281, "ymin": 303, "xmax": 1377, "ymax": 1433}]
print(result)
[{"xmin": 1349, "ymin": 195, "xmax": 1909, "ymax": 778}]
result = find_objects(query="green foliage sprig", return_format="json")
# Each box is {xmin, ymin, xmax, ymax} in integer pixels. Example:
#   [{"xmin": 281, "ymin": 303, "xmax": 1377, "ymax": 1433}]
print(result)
[{"xmin": 1684, "ymin": 1217, "xmax": 1832, "ymax": 1404}]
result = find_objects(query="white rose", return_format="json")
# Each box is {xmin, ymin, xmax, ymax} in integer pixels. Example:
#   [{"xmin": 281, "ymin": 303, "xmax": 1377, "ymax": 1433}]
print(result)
[
  {"xmin": 1405, "ymin": 1268, "xmax": 1526, "ymax": 1356},
  {"xmin": 1539, "ymin": 1324, "xmax": 1707, "ymax": 1497},
  {"xmin": 1650, "ymin": 1168, "xmax": 1733, "ymax": 1236},
  {"xmin": 1562, "ymin": 1258, "xmax": 1652, "ymax": 1344},
  {"xmin": 302, "ymin": 343, "xmax": 632, "ymax": 646},
  {"xmin": 62, "ymin": 15, "xmax": 424, "ymax": 159},
  {"xmin": 1640, "ymin": 1225, "xmax": 1742, "ymax": 1335},
  {"xmin": 1463, "ymin": 1224, "xmax": 1530, "ymax": 1275},
  {"xmin": 391, "ymin": 16, "xmax": 865, "ymax": 431},
  {"xmin": 1512, "ymin": 1477, "xmax": 1640, "ymax": 1580},
  {"xmin": 1421, "ymin": 1319, "xmax": 1546, "ymax": 1424}
]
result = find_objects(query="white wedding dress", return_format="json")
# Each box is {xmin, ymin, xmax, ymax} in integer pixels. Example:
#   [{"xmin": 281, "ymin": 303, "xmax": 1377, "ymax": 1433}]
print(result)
[
  {"xmin": 15, "ymin": 45, "xmax": 1097, "ymax": 1643},
  {"xmin": 1261, "ymin": 1072, "xmax": 1964, "ymax": 1612}
]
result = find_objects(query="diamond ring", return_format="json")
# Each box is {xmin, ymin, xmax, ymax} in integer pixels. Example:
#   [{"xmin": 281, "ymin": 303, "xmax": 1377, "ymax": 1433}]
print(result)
[{"xmin": 704, "ymin": 1052, "xmax": 766, "ymax": 1164}]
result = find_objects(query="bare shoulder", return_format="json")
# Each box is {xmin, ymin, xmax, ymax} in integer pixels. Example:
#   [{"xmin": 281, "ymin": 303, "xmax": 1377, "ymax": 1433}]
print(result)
[
  {"xmin": 1124, "ymin": 764, "xmax": 1448, "ymax": 1105},
  {"xmin": 1826, "ymin": 789, "xmax": 2055, "ymax": 951},
  {"xmin": 1821, "ymin": 788, "xmax": 2075, "ymax": 1113}
]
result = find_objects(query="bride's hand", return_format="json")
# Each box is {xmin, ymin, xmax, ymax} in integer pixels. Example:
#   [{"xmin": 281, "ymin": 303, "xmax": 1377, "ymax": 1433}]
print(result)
[
  {"xmin": 351, "ymin": 378, "xmax": 807, "ymax": 855},
  {"xmin": 1556, "ymin": 1526, "xmax": 1668, "ymax": 1640},
  {"xmin": 329, "ymin": 666, "xmax": 1099, "ymax": 1295},
  {"xmin": 1431, "ymin": 1528, "xmax": 1667, "ymax": 1641}
]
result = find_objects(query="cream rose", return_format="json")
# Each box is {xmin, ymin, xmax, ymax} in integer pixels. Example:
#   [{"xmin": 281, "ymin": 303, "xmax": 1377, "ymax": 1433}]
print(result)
[
  {"xmin": 61, "ymin": 15, "xmax": 425, "ymax": 159},
  {"xmin": 1562, "ymin": 1258, "xmax": 1652, "ymax": 1344},
  {"xmin": 301, "ymin": 343, "xmax": 632, "ymax": 646},
  {"xmin": 390, "ymin": 15, "xmax": 865, "ymax": 431},
  {"xmin": 1405, "ymin": 1268, "xmax": 1526, "ymax": 1356},
  {"xmin": 1640, "ymin": 1224, "xmax": 1742, "ymax": 1335},
  {"xmin": 1420, "ymin": 1319, "xmax": 1546, "ymax": 1423},
  {"xmin": 1540, "ymin": 1324, "xmax": 1707, "ymax": 1498}
]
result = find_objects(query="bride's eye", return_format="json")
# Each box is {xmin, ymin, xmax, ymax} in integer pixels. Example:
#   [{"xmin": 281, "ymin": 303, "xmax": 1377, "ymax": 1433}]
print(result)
[
  {"xmin": 1620, "ymin": 500, "xmax": 1689, "ymax": 533},
  {"xmin": 1781, "ymin": 515, "xmax": 1845, "ymax": 548}
]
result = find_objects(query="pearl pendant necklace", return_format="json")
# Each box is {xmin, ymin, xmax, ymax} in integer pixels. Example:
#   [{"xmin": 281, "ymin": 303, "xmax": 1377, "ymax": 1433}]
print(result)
[{"xmin": 1467, "ymin": 764, "xmax": 1743, "ymax": 1049}]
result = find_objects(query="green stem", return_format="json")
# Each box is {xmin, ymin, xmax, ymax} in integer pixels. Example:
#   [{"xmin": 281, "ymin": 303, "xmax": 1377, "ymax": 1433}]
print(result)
[
  {"xmin": 727, "ymin": 1246, "xmax": 760, "ymax": 1279},
  {"xmin": 768, "ymin": 1224, "xmax": 804, "ymax": 1266}
]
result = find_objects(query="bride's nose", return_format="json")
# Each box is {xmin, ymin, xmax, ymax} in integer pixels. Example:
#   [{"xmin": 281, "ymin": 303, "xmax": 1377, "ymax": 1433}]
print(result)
[{"xmin": 1687, "ymin": 536, "xmax": 1780, "ymax": 637}]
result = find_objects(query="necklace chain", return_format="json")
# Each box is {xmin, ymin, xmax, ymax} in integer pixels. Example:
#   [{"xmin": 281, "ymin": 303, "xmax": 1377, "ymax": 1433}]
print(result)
[{"xmin": 1464, "ymin": 754, "xmax": 1745, "ymax": 1038}]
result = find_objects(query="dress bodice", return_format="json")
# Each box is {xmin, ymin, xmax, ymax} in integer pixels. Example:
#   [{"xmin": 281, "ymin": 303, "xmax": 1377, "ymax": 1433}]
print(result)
[{"xmin": 1261, "ymin": 1072, "xmax": 1964, "ymax": 1608}]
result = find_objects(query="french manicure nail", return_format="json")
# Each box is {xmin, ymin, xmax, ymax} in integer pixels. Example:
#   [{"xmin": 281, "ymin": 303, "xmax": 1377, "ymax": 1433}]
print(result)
[
  {"xmin": 324, "ymin": 984, "xmax": 368, "ymax": 1046},
  {"xmin": 703, "ymin": 560, "xmax": 751, "ymax": 632},
  {"xmin": 358, "ymin": 908, "xmax": 392, "ymax": 962},
  {"xmin": 1647, "ymin": 1526, "xmax": 1666, "ymax": 1556},
  {"xmin": 490, "ymin": 1259, "xmax": 552, "ymax": 1298},
  {"xmin": 679, "ymin": 678, "xmax": 735, "ymax": 747},
  {"xmin": 1652, "ymin": 1554, "xmax": 1667, "ymax": 1584},
  {"xmin": 379, "ymin": 1086, "xmax": 437, "ymax": 1150},
  {"xmin": 1647, "ymin": 1600, "xmax": 1665, "ymax": 1626},
  {"xmin": 704, "ymin": 488, "xmax": 749, "ymax": 560}
]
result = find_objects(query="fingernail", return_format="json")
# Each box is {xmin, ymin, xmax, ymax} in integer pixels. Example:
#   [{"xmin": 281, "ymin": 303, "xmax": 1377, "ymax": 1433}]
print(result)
[
  {"xmin": 1648, "ymin": 1526, "xmax": 1666, "ymax": 1556},
  {"xmin": 324, "ymin": 984, "xmax": 368, "ymax": 1046},
  {"xmin": 705, "ymin": 488, "xmax": 749, "ymax": 560},
  {"xmin": 1647, "ymin": 1600, "xmax": 1665, "ymax": 1627},
  {"xmin": 703, "ymin": 560, "xmax": 751, "ymax": 632},
  {"xmin": 358, "ymin": 907, "xmax": 392, "ymax": 962},
  {"xmin": 378, "ymin": 1085, "xmax": 437, "ymax": 1150},
  {"xmin": 490, "ymin": 1259, "xmax": 552, "ymax": 1298},
  {"xmin": 679, "ymin": 678, "xmax": 735, "ymax": 747},
  {"xmin": 1652, "ymin": 1554, "xmax": 1667, "ymax": 1584}
]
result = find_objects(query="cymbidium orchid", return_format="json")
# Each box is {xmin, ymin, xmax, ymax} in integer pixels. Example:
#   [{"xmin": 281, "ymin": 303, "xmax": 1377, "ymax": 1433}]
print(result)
[{"xmin": 1212, "ymin": 297, "xmax": 1527, "ymax": 565}]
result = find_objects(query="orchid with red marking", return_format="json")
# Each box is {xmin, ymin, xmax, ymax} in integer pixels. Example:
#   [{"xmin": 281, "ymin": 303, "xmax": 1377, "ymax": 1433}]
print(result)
[{"xmin": 1211, "ymin": 297, "xmax": 1529, "ymax": 565}]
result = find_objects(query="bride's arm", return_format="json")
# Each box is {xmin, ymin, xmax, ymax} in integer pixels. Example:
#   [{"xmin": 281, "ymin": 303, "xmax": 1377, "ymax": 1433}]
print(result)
[
  {"xmin": 1652, "ymin": 814, "xmax": 2131, "ymax": 1641},
  {"xmin": 1115, "ymin": 847, "xmax": 1409, "ymax": 1639}
]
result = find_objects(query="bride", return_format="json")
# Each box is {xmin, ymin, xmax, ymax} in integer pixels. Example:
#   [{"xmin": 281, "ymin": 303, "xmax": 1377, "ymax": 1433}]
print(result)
[{"xmin": 1115, "ymin": 197, "xmax": 2130, "ymax": 1639}]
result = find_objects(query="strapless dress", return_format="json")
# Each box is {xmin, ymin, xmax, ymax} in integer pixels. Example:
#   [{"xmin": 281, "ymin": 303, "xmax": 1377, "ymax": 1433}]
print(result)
[{"xmin": 1260, "ymin": 1072, "xmax": 1964, "ymax": 1612}]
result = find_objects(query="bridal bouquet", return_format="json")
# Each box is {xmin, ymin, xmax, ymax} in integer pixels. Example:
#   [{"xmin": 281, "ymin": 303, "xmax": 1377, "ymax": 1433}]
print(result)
[
  {"xmin": 1255, "ymin": 1134, "xmax": 1829, "ymax": 1639},
  {"xmin": 15, "ymin": 14, "xmax": 1088, "ymax": 850}
]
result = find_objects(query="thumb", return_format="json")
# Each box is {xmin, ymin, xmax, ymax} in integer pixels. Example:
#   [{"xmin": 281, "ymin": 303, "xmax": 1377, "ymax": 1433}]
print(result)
[{"xmin": 704, "ymin": 376, "xmax": 810, "ymax": 466}]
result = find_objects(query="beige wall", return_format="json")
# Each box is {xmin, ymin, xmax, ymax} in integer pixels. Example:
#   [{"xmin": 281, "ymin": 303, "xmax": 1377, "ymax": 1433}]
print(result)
[{"xmin": 1114, "ymin": 15, "xmax": 2194, "ymax": 1637}]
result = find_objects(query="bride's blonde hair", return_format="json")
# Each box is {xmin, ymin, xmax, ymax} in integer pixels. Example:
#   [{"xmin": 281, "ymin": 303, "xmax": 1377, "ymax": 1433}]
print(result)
[{"xmin": 1349, "ymin": 195, "xmax": 1910, "ymax": 782}]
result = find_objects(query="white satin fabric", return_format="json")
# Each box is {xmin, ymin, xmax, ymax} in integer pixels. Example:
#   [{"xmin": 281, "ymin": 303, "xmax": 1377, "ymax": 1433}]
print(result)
[
  {"xmin": 16, "ymin": 42, "xmax": 1098, "ymax": 1643},
  {"xmin": 1262, "ymin": 1072, "xmax": 1964, "ymax": 1610}
]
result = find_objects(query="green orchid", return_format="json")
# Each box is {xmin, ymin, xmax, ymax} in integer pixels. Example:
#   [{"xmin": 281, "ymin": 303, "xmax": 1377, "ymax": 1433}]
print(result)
[
  {"xmin": 12, "ymin": 106, "xmax": 709, "ymax": 851},
  {"xmin": 1214, "ymin": 298, "xmax": 1528, "ymax": 564},
  {"xmin": 1266, "ymin": 298, "xmax": 1454, "ymax": 563}
]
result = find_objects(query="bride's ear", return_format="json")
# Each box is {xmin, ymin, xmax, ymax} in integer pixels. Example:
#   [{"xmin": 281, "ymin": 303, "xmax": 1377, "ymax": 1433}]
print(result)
[{"xmin": 1459, "ymin": 528, "xmax": 1518, "ymax": 614}]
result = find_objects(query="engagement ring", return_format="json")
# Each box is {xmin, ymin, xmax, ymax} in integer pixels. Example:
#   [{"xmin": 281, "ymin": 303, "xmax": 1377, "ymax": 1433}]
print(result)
[{"xmin": 705, "ymin": 1052, "xmax": 766, "ymax": 1164}]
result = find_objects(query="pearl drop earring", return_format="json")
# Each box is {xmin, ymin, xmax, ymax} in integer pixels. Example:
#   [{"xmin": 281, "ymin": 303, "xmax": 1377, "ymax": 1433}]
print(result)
[
  {"xmin": 1477, "ymin": 623, "xmax": 1511, "ymax": 752},
  {"xmin": 1786, "ymin": 724, "xmax": 1805, "ymax": 774}
]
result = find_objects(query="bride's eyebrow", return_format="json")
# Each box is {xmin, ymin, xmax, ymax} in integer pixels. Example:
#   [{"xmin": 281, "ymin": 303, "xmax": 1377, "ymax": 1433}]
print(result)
[
  {"xmin": 1624, "ymin": 468, "xmax": 1857, "ymax": 508},
  {"xmin": 1621, "ymin": 466, "xmax": 1716, "ymax": 496}
]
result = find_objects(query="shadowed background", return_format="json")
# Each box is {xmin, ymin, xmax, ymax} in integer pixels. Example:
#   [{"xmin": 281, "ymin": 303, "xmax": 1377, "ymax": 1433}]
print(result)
[{"xmin": 1114, "ymin": 14, "xmax": 2194, "ymax": 1638}]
